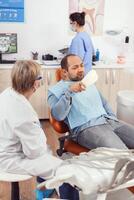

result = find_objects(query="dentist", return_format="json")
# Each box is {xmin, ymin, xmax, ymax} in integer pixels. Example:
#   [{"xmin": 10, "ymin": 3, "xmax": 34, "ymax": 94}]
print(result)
[{"xmin": 0, "ymin": 60, "xmax": 62, "ymax": 178}]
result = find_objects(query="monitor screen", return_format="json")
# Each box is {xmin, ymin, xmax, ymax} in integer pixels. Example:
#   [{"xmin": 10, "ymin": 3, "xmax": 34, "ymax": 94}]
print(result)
[{"xmin": 0, "ymin": 33, "xmax": 17, "ymax": 54}]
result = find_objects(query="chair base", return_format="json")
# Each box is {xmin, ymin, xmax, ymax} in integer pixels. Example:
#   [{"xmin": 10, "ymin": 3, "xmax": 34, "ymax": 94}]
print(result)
[
  {"xmin": 57, "ymin": 135, "xmax": 89, "ymax": 156},
  {"xmin": 11, "ymin": 182, "xmax": 20, "ymax": 200},
  {"xmin": 0, "ymin": 172, "xmax": 32, "ymax": 200}
]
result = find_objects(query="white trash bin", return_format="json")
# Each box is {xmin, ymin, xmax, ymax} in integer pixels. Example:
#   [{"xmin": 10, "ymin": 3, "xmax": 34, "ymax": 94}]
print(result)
[{"xmin": 117, "ymin": 90, "xmax": 134, "ymax": 125}]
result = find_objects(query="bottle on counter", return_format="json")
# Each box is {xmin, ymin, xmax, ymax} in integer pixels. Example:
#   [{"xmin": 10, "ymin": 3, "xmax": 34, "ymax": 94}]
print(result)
[
  {"xmin": 95, "ymin": 49, "xmax": 100, "ymax": 61},
  {"xmin": 117, "ymin": 35, "xmax": 129, "ymax": 64}
]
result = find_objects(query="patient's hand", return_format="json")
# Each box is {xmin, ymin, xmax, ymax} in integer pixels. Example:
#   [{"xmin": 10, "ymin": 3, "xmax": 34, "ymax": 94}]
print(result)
[{"xmin": 69, "ymin": 82, "xmax": 86, "ymax": 93}]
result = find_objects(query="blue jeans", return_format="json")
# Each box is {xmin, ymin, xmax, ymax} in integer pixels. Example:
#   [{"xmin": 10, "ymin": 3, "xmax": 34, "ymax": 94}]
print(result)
[
  {"xmin": 59, "ymin": 183, "xmax": 79, "ymax": 200},
  {"xmin": 76, "ymin": 119, "xmax": 134, "ymax": 149},
  {"xmin": 37, "ymin": 177, "xmax": 79, "ymax": 200}
]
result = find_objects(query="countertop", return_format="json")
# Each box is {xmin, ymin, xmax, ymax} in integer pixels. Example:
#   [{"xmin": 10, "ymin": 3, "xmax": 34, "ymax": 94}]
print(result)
[{"xmin": 0, "ymin": 60, "xmax": 134, "ymax": 69}]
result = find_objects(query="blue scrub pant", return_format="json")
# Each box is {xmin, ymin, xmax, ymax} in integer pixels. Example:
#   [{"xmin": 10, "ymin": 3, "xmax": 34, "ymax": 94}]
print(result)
[
  {"xmin": 37, "ymin": 177, "xmax": 79, "ymax": 200},
  {"xmin": 59, "ymin": 183, "xmax": 79, "ymax": 200}
]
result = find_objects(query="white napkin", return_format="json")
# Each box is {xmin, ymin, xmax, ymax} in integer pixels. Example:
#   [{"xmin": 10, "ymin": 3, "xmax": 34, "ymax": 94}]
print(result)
[{"xmin": 81, "ymin": 69, "xmax": 98, "ymax": 88}]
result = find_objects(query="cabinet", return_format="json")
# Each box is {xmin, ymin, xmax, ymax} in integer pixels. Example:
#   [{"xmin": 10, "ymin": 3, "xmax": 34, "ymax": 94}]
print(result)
[
  {"xmin": 95, "ymin": 68, "xmax": 119, "ymax": 112},
  {"xmin": 0, "ymin": 66, "xmax": 134, "ymax": 119},
  {"xmin": 29, "ymin": 69, "xmax": 46, "ymax": 119},
  {"xmin": 30, "ymin": 67, "xmax": 58, "ymax": 119},
  {"xmin": 0, "ymin": 69, "xmax": 11, "ymax": 92},
  {"xmin": 44, "ymin": 68, "xmax": 58, "ymax": 118},
  {"xmin": 95, "ymin": 68, "xmax": 134, "ymax": 113},
  {"xmin": 118, "ymin": 69, "xmax": 134, "ymax": 91},
  {"xmin": 0, "ymin": 67, "xmax": 58, "ymax": 119}
]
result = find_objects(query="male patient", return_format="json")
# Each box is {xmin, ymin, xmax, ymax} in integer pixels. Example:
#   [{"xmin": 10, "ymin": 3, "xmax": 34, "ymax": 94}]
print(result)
[{"xmin": 48, "ymin": 54, "xmax": 134, "ymax": 150}]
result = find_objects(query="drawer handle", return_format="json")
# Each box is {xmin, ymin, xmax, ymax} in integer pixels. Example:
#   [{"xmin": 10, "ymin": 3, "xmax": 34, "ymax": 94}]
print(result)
[
  {"xmin": 112, "ymin": 70, "xmax": 116, "ymax": 84},
  {"xmin": 105, "ymin": 70, "xmax": 109, "ymax": 84},
  {"xmin": 47, "ymin": 71, "xmax": 51, "ymax": 85}
]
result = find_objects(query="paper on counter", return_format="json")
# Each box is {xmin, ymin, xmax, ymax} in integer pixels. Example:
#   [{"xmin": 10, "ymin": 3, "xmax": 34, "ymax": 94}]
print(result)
[{"xmin": 81, "ymin": 69, "xmax": 98, "ymax": 88}]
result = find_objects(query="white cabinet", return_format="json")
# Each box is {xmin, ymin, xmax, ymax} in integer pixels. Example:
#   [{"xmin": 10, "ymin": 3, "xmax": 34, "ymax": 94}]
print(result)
[
  {"xmin": 30, "ymin": 67, "xmax": 59, "ymax": 119},
  {"xmin": 0, "ymin": 67, "xmax": 58, "ymax": 119},
  {"xmin": 118, "ymin": 69, "xmax": 134, "ymax": 91},
  {"xmin": 0, "ymin": 66, "xmax": 133, "ymax": 119},
  {"xmin": 0, "ymin": 69, "xmax": 11, "ymax": 92},
  {"xmin": 30, "ymin": 68, "xmax": 58, "ymax": 119},
  {"xmin": 95, "ymin": 68, "xmax": 120, "ymax": 113},
  {"xmin": 29, "ymin": 69, "xmax": 46, "ymax": 119},
  {"xmin": 95, "ymin": 68, "xmax": 134, "ymax": 113},
  {"xmin": 44, "ymin": 68, "xmax": 58, "ymax": 118}
]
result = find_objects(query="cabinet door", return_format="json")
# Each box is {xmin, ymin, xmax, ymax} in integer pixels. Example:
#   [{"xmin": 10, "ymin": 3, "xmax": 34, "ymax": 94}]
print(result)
[
  {"xmin": 118, "ymin": 69, "xmax": 134, "ymax": 91},
  {"xmin": 0, "ymin": 69, "xmax": 11, "ymax": 92},
  {"xmin": 95, "ymin": 69, "xmax": 110, "ymax": 101},
  {"xmin": 95, "ymin": 68, "xmax": 120, "ymax": 113},
  {"xmin": 44, "ymin": 68, "xmax": 58, "ymax": 119},
  {"xmin": 109, "ymin": 69, "xmax": 120, "ymax": 113},
  {"xmin": 29, "ymin": 70, "xmax": 46, "ymax": 119}
]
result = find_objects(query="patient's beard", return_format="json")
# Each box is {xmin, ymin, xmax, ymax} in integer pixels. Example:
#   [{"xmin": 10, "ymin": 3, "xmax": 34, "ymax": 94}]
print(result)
[{"xmin": 69, "ymin": 73, "xmax": 84, "ymax": 81}]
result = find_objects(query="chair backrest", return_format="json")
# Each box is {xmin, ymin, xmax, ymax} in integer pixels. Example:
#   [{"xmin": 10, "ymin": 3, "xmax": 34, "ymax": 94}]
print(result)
[
  {"xmin": 49, "ymin": 112, "xmax": 69, "ymax": 134},
  {"xmin": 55, "ymin": 68, "xmax": 62, "ymax": 81},
  {"xmin": 49, "ymin": 68, "xmax": 69, "ymax": 134},
  {"xmin": 55, "ymin": 67, "xmax": 67, "ymax": 81}
]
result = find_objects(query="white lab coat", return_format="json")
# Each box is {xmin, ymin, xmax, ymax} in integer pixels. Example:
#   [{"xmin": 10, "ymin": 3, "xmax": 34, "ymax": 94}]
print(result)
[{"xmin": 0, "ymin": 88, "xmax": 62, "ymax": 178}]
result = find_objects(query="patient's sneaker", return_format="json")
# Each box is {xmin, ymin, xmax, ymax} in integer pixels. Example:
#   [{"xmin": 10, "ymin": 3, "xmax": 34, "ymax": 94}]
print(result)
[{"xmin": 36, "ymin": 177, "xmax": 55, "ymax": 200}]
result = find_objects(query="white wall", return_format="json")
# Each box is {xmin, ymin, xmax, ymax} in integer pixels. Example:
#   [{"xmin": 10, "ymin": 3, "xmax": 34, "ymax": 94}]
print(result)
[
  {"xmin": 0, "ymin": 0, "xmax": 134, "ymax": 60},
  {"xmin": 93, "ymin": 0, "xmax": 134, "ymax": 60},
  {"xmin": 0, "ymin": 0, "xmax": 70, "ymax": 60}
]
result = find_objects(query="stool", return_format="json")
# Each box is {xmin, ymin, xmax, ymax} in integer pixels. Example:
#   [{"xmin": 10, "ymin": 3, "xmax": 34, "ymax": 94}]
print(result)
[{"xmin": 0, "ymin": 171, "xmax": 32, "ymax": 200}]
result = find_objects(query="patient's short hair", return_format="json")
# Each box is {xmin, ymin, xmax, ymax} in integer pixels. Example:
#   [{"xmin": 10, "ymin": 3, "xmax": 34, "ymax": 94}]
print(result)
[
  {"xmin": 11, "ymin": 60, "xmax": 41, "ymax": 93},
  {"xmin": 61, "ymin": 54, "xmax": 77, "ymax": 71}
]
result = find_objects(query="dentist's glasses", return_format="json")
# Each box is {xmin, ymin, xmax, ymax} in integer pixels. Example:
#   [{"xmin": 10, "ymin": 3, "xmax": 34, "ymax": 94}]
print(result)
[
  {"xmin": 36, "ymin": 75, "xmax": 43, "ymax": 80},
  {"xmin": 35, "ymin": 72, "xmax": 44, "ymax": 85}
]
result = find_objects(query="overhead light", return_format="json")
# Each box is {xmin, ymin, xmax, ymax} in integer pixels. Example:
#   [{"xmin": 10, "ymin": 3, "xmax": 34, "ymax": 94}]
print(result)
[{"xmin": 105, "ymin": 30, "xmax": 122, "ymax": 36}]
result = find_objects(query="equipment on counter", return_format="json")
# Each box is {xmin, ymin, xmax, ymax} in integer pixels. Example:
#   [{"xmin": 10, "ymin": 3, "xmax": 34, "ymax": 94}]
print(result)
[{"xmin": 42, "ymin": 54, "xmax": 57, "ymax": 61}]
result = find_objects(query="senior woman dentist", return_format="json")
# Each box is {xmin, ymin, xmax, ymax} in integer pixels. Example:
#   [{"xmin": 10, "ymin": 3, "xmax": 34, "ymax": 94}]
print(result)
[{"xmin": 0, "ymin": 60, "xmax": 62, "ymax": 179}]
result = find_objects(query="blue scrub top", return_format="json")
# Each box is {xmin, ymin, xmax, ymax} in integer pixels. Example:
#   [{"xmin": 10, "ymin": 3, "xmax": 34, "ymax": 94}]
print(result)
[{"xmin": 68, "ymin": 32, "xmax": 94, "ymax": 74}]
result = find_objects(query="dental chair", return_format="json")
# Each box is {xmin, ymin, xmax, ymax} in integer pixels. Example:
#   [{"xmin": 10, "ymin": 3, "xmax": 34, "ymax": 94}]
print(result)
[
  {"xmin": 49, "ymin": 113, "xmax": 134, "ymax": 194},
  {"xmin": 49, "ymin": 112, "xmax": 89, "ymax": 156},
  {"xmin": 49, "ymin": 68, "xmax": 134, "ymax": 194}
]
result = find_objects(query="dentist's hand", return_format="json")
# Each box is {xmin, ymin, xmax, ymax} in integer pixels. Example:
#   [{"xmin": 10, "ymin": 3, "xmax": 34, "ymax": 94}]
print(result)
[{"xmin": 69, "ymin": 82, "xmax": 86, "ymax": 93}]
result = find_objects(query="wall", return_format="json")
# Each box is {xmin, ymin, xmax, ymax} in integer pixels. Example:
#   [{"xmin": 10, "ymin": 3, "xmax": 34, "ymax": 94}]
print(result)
[
  {"xmin": 93, "ymin": 0, "xmax": 134, "ymax": 60},
  {"xmin": 0, "ymin": 0, "xmax": 69, "ymax": 60},
  {"xmin": 0, "ymin": 0, "xmax": 134, "ymax": 60}
]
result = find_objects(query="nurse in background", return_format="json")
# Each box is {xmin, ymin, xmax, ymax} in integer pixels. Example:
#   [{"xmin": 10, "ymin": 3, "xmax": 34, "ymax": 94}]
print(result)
[
  {"xmin": 68, "ymin": 12, "xmax": 95, "ymax": 74},
  {"xmin": 0, "ymin": 60, "xmax": 62, "ymax": 178}
]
